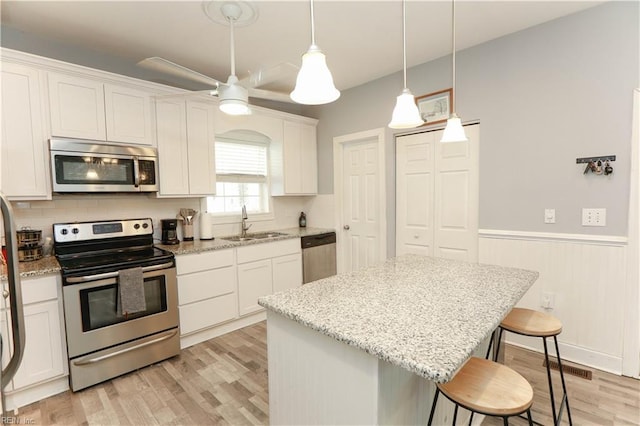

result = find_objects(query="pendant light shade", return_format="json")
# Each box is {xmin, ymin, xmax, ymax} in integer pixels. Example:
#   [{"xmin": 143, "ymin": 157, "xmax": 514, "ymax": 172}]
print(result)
[
  {"xmin": 388, "ymin": 0, "xmax": 423, "ymax": 129},
  {"xmin": 441, "ymin": 0, "xmax": 468, "ymax": 142},
  {"xmin": 290, "ymin": 0, "xmax": 340, "ymax": 105},
  {"xmin": 290, "ymin": 44, "xmax": 340, "ymax": 105},
  {"xmin": 389, "ymin": 89, "xmax": 423, "ymax": 129}
]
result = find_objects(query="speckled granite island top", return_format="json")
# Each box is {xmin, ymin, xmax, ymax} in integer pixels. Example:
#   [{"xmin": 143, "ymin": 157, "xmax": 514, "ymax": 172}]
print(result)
[{"xmin": 258, "ymin": 254, "xmax": 538, "ymax": 383}]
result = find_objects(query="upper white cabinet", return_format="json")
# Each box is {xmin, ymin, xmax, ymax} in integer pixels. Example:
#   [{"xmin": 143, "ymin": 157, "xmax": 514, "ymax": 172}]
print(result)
[
  {"xmin": 156, "ymin": 99, "xmax": 216, "ymax": 197},
  {"xmin": 0, "ymin": 62, "xmax": 50, "ymax": 199},
  {"xmin": 48, "ymin": 72, "xmax": 154, "ymax": 145},
  {"xmin": 271, "ymin": 120, "xmax": 318, "ymax": 196}
]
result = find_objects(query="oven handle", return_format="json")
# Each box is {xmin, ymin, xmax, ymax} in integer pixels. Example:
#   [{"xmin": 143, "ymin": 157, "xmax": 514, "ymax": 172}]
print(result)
[
  {"xmin": 65, "ymin": 261, "xmax": 174, "ymax": 284},
  {"xmin": 72, "ymin": 329, "xmax": 178, "ymax": 366}
]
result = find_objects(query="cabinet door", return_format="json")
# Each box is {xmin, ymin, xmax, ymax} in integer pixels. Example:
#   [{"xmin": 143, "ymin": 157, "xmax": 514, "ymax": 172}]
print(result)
[
  {"xmin": 186, "ymin": 101, "xmax": 216, "ymax": 195},
  {"xmin": 156, "ymin": 100, "xmax": 190, "ymax": 196},
  {"xmin": 272, "ymin": 253, "xmax": 302, "ymax": 293},
  {"xmin": 48, "ymin": 72, "xmax": 106, "ymax": 140},
  {"xmin": 12, "ymin": 299, "xmax": 65, "ymax": 390},
  {"xmin": 282, "ymin": 121, "xmax": 317, "ymax": 195},
  {"xmin": 1, "ymin": 62, "xmax": 49, "ymax": 199},
  {"xmin": 237, "ymin": 259, "xmax": 272, "ymax": 316},
  {"xmin": 104, "ymin": 84, "xmax": 154, "ymax": 145}
]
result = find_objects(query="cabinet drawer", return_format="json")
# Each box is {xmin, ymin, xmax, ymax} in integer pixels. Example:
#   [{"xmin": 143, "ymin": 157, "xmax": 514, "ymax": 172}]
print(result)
[
  {"xmin": 21, "ymin": 275, "xmax": 59, "ymax": 305},
  {"xmin": 176, "ymin": 249, "xmax": 234, "ymax": 275},
  {"xmin": 179, "ymin": 293, "xmax": 238, "ymax": 335},
  {"xmin": 178, "ymin": 266, "xmax": 235, "ymax": 305},
  {"xmin": 237, "ymin": 239, "xmax": 300, "ymax": 264}
]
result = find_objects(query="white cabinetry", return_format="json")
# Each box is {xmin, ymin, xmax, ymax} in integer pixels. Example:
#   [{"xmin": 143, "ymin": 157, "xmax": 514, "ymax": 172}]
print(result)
[
  {"xmin": 156, "ymin": 99, "xmax": 216, "ymax": 196},
  {"xmin": 1, "ymin": 275, "xmax": 67, "ymax": 397},
  {"xmin": 271, "ymin": 120, "xmax": 318, "ymax": 195},
  {"xmin": 0, "ymin": 62, "xmax": 49, "ymax": 199},
  {"xmin": 237, "ymin": 239, "xmax": 302, "ymax": 316},
  {"xmin": 176, "ymin": 249, "xmax": 237, "ymax": 336},
  {"xmin": 48, "ymin": 72, "xmax": 154, "ymax": 145}
]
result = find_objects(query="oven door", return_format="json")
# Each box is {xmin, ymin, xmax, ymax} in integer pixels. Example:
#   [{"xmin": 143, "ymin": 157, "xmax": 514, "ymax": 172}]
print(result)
[{"xmin": 62, "ymin": 265, "xmax": 178, "ymax": 359}]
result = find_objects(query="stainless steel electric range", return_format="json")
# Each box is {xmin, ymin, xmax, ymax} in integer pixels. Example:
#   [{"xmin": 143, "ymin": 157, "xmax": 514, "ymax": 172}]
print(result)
[{"xmin": 54, "ymin": 218, "xmax": 180, "ymax": 391}]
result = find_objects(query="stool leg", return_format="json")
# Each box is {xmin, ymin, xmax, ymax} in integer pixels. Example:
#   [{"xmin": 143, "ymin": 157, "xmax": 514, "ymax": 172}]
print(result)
[
  {"xmin": 553, "ymin": 335, "xmax": 573, "ymax": 425},
  {"xmin": 427, "ymin": 388, "xmax": 440, "ymax": 426},
  {"xmin": 493, "ymin": 328, "xmax": 504, "ymax": 362},
  {"xmin": 468, "ymin": 412, "xmax": 474, "ymax": 426},
  {"xmin": 485, "ymin": 330, "xmax": 495, "ymax": 360},
  {"xmin": 452, "ymin": 404, "xmax": 459, "ymax": 426},
  {"xmin": 542, "ymin": 337, "xmax": 558, "ymax": 426},
  {"xmin": 502, "ymin": 416, "xmax": 509, "ymax": 426},
  {"xmin": 526, "ymin": 409, "xmax": 533, "ymax": 426}
]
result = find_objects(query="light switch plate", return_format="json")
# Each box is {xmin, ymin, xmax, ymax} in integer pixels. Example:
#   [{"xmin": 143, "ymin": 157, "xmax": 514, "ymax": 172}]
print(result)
[
  {"xmin": 544, "ymin": 209, "xmax": 556, "ymax": 224},
  {"xmin": 582, "ymin": 208, "xmax": 606, "ymax": 226}
]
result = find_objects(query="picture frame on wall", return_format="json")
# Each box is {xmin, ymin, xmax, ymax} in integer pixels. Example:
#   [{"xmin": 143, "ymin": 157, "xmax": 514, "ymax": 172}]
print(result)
[{"xmin": 415, "ymin": 88, "xmax": 452, "ymax": 125}]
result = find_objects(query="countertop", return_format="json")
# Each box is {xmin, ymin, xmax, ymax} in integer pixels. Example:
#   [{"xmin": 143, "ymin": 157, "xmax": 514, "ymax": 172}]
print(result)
[
  {"xmin": 258, "ymin": 254, "xmax": 538, "ymax": 383},
  {"xmin": 3, "ymin": 227, "xmax": 334, "ymax": 279}
]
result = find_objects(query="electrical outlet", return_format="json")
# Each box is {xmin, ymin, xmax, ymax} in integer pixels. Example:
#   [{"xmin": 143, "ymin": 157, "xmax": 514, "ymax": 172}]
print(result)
[
  {"xmin": 544, "ymin": 209, "xmax": 556, "ymax": 224},
  {"xmin": 582, "ymin": 208, "xmax": 606, "ymax": 226},
  {"xmin": 541, "ymin": 292, "xmax": 555, "ymax": 309}
]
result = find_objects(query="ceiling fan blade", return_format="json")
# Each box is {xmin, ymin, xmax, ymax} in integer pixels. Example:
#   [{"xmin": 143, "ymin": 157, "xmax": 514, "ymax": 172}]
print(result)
[
  {"xmin": 152, "ymin": 89, "xmax": 219, "ymax": 100},
  {"xmin": 248, "ymin": 88, "xmax": 296, "ymax": 104},
  {"xmin": 138, "ymin": 57, "xmax": 221, "ymax": 87},
  {"xmin": 239, "ymin": 62, "xmax": 300, "ymax": 89}
]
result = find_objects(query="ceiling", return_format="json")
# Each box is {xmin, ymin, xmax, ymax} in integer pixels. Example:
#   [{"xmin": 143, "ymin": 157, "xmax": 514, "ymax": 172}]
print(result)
[{"xmin": 1, "ymin": 1, "xmax": 606, "ymax": 95}]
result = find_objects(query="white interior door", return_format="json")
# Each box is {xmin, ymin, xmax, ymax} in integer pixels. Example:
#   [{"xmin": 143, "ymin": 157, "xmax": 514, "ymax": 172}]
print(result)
[
  {"xmin": 433, "ymin": 125, "xmax": 479, "ymax": 261},
  {"xmin": 395, "ymin": 124, "xmax": 479, "ymax": 262},
  {"xmin": 334, "ymin": 128, "xmax": 386, "ymax": 273}
]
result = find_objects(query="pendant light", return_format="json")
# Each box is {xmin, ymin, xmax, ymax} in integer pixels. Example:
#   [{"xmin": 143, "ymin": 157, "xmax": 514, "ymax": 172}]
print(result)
[
  {"xmin": 441, "ymin": 0, "xmax": 468, "ymax": 142},
  {"xmin": 389, "ymin": 0, "xmax": 423, "ymax": 129},
  {"xmin": 290, "ymin": 0, "xmax": 340, "ymax": 105}
]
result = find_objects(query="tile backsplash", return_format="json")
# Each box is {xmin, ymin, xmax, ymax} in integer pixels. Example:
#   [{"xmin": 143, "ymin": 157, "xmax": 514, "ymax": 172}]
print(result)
[{"xmin": 7, "ymin": 194, "xmax": 335, "ymax": 246}]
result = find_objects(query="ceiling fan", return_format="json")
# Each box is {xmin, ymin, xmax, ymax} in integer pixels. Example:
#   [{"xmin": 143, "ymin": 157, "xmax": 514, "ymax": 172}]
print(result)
[{"xmin": 138, "ymin": 1, "xmax": 297, "ymax": 115}]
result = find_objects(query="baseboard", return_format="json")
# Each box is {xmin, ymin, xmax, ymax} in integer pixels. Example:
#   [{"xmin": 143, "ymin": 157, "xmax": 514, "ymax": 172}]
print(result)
[
  {"xmin": 179, "ymin": 311, "xmax": 266, "ymax": 349},
  {"xmin": 5, "ymin": 376, "xmax": 69, "ymax": 412},
  {"xmin": 505, "ymin": 335, "xmax": 623, "ymax": 375}
]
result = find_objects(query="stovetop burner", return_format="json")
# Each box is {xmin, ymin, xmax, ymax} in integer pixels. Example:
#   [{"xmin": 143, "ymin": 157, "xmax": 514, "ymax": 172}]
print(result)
[{"xmin": 53, "ymin": 218, "xmax": 175, "ymax": 280}]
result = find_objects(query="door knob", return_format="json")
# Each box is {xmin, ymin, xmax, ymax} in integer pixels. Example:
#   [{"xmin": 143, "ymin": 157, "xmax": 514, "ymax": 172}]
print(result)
[{"xmin": 343, "ymin": 225, "xmax": 350, "ymax": 230}]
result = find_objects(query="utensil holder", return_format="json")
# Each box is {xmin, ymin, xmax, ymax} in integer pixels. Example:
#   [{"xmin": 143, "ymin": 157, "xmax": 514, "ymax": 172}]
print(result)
[{"xmin": 183, "ymin": 223, "xmax": 194, "ymax": 241}]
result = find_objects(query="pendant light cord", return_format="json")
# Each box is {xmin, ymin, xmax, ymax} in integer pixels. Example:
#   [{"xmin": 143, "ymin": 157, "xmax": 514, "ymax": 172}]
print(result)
[
  {"xmin": 402, "ymin": 0, "xmax": 407, "ymax": 89},
  {"xmin": 451, "ymin": 0, "xmax": 456, "ymax": 109},
  {"xmin": 310, "ymin": 0, "xmax": 316, "ymax": 46}
]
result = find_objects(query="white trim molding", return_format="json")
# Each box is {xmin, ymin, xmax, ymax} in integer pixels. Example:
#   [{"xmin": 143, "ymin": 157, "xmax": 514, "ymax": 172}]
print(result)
[{"xmin": 479, "ymin": 229, "xmax": 627, "ymax": 246}]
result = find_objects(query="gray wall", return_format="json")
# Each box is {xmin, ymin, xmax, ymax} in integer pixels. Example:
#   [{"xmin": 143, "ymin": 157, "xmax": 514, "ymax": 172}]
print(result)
[{"xmin": 306, "ymin": 1, "xmax": 639, "ymax": 244}]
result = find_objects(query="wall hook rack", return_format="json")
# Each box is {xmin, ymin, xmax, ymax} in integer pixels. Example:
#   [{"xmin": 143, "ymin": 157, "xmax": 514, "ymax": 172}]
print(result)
[{"xmin": 577, "ymin": 155, "xmax": 615, "ymax": 176}]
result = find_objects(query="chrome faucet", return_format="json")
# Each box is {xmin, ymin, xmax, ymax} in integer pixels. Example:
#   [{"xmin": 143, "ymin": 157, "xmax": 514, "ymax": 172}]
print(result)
[{"xmin": 241, "ymin": 205, "xmax": 252, "ymax": 238}]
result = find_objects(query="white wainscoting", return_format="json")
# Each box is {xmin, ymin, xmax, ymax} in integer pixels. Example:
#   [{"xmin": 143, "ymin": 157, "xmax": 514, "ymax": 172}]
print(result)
[{"xmin": 479, "ymin": 229, "xmax": 628, "ymax": 374}]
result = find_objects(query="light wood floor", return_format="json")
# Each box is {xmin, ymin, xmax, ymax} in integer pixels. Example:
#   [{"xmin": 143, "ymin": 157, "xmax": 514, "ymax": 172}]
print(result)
[{"xmin": 8, "ymin": 322, "xmax": 640, "ymax": 425}]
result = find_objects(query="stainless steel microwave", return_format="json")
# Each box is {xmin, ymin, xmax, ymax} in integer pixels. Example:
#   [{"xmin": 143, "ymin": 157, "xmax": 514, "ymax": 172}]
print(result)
[{"xmin": 50, "ymin": 138, "xmax": 159, "ymax": 193}]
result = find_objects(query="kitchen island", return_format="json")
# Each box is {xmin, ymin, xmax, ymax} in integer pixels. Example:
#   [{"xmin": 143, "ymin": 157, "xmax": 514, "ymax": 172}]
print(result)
[{"xmin": 258, "ymin": 254, "xmax": 538, "ymax": 425}]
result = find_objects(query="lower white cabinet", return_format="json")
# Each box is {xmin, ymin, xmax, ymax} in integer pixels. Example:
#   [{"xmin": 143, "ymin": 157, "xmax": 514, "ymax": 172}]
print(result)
[
  {"xmin": 237, "ymin": 239, "xmax": 302, "ymax": 316},
  {"xmin": 176, "ymin": 249, "xmax": 238, "ymax": 335},
  {"xmin": 1, "ymin": 275, "xmax": 67, "ymax": 393}
]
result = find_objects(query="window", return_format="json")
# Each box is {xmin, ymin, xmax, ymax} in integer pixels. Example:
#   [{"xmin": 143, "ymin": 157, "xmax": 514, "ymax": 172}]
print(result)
[{"xmin": 206, "ymin": 131, "xmax": 271, "ymax": 216}]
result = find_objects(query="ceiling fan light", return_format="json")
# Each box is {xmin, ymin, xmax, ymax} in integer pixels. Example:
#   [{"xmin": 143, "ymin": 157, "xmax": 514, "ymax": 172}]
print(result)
[
  {"xmin": 218, "ymin": 79, "xmax": 251, "ymax": 115},
  {"xmin": 389, "ymin": 88, "xmax": 423, "ymax": 129},
  {"xmin": 441, "ymin": 113, "xmax": 468, "ymax": 142},
  {"xmin": 290, "ymin": 45, "xmax": 340, "ymax": 105}
]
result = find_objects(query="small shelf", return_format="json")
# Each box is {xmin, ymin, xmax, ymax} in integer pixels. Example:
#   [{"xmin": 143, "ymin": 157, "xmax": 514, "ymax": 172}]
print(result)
[{"xmin": 576, "ymin": 155, "xmax": 616, "ymax": 164}]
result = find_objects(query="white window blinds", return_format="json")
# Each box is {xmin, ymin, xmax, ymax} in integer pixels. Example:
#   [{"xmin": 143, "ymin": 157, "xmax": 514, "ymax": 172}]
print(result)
[{"xmin": 215, "ymin": 140, "xmax": 267, "ymax": 177}]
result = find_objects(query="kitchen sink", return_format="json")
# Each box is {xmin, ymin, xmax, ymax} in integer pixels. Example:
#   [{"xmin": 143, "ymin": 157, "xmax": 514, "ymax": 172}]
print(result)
[{"xmin": 221, "ymin": 232, "xmax": 288, "ymax": 242}]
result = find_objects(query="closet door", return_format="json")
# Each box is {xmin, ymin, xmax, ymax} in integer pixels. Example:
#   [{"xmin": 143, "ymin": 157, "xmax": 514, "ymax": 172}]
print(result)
[{"xmin": 395, "ymin": 124, "xmax": 479, "ymax": 261}]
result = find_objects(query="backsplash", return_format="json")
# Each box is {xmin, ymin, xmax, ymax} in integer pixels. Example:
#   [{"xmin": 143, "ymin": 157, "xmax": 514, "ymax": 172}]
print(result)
[{"xmin": 6, "ymin": 194, "xmax": 332, "ymax": 246}]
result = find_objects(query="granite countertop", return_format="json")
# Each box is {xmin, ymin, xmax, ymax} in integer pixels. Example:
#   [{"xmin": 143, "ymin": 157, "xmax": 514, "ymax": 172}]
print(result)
[
  {"xmin": 258, "ymin": 254, "xmax": 539, "ymax": 383},
  {"xmin": 0, "ymin": 255, "xmax": 61, "ymax": 280},
  {"xmin": 157, "ymin": 226, "xmax": 334, "ymax": 255}
]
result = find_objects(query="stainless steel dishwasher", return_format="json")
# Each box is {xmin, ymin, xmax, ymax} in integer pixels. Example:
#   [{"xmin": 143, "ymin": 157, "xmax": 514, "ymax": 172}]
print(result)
[{"xmin": 301, "ymin": 232, "xmax": 337, "ymax": 283}]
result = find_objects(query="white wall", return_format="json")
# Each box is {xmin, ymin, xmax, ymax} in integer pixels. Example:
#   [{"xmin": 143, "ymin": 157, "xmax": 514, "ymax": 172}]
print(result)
[{"xmin": 11, "ymin": 195, "xmax": 313, "ymax": 244}]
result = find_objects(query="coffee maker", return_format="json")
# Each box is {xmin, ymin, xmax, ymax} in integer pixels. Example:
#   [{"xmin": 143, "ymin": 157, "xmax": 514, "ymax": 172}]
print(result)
[{"xmin": 160, "ymin": 219, "xmax": 179, "ymax": 245}]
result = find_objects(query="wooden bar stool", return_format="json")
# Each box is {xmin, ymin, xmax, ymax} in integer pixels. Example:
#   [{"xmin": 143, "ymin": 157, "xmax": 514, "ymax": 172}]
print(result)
[
  {"xmin": 491, "ymin": 308, "xmax": 573, "ymax": 426},
  {"xmin": 427, "ymin": 357, "xmax": 534, "ymax": 426}
]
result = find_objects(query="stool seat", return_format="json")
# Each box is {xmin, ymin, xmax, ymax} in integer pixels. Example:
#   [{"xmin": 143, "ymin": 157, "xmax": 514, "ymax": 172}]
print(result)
[
  {"xmin": 438, "ymin": 357, "xmax": 534, "ymax": 417},
  {"xmin": 500, "ymin": 307, "xmax": 562, "ymax": 337}
]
